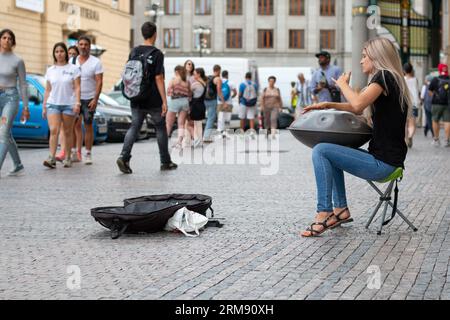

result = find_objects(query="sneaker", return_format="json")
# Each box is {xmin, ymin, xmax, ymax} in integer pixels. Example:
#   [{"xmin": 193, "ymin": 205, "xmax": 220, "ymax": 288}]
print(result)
[
  {"xmin": 84, "ymin": 153, "xmax": 93, "ymax": 165},
  {"xmin": 63, "ymin": 159, "xmax": 72, "ymax": 168},
  {"xmin": 43, "ymin": 156, "xmax": 57, "ymax": 169},
  {"xmin": 445, "ymin": 140, "xmax": 450, "ymax": 148},
  {"xmin": 432, "ymin": 139, "xmax": 441, "ymax": 147},
  {"xmin": 193, "ymin": 139, "xmax": 203, "ymax": 148},
  {"xmin": 8, "ymin": 164, "xmax": 25, "ymax": 176},
  {"xmin": 160, "ymin": 162, "xmax": 178, "ymax": 171},
  {"xmin": 171, "ymin": 142, "xmax": 182, "ymax": 149},
  {"xmin": 117, "ymin": 157, "xmax": 132, "ymax": 174},
  {"xmin": 55, "ymin": 152, "xmax": 65, "ymax": 162}
]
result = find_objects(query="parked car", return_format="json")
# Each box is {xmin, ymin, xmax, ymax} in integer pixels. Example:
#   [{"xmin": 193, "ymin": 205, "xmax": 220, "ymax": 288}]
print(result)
[
  {"xmin": 106, "ymin": 91, "xmax": 130, "ymax": 107},
  {"xmin": 12, "ymin": 74, "xmax": 108, "ymax": 144},
  {"xmin": 97, "ymin": 94, "xmax": 149, "ymax": 142},
  {"xmin": 105, "ymin": 91, "xmax": 159, "ymax": 137}
]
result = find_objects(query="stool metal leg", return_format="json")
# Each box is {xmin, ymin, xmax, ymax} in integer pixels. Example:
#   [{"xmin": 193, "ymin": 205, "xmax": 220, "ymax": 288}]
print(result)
[
  {"xmin": 386, "ymin": 203, "xmax": 418, "ymax": 232},
  {"xmin": 366, "ymin": 180, "xmax": 418, "ymax": 233},
  {"xmin": 378, "ymin": 195, "xmax": 391, "ymax": 235},
  {"xmin": 366, "ymin": 199, "xmax": 383, "ymax": 229},
  {"xmin": 377, "ymin": 182, "xmax": 394, "ymax": 235},
  {"xmin": 366, "ymin": 181, "xmax": 393, "ymax": 229}
]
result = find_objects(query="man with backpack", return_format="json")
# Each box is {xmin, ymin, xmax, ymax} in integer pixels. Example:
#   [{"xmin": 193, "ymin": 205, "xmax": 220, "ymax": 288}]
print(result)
[
  {"xmin": 428, "ymin": 63, "xmax": 450, "ymax": 147},
  {"xmin": 217, "ymin": 70, "xmax": 237, "ymax": 136},
  {"xmin": 239, "ymin": 72, "xmax": 258, "ymax": 131},
  {"xmin": 203, "ymin": 65, "xmax": 224, "ymax": 142},
  {"xmin": 116, "ymin": 21, "xmax": 177, "ymax": 174}
]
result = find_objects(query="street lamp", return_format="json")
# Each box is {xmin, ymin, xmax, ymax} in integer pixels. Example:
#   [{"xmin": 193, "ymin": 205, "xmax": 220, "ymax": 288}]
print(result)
[
  {"xmin": 90, "ymin": 44, "xmax": 106, "ymax": 57},
  {"xmin": 144, "ymin": 2, "xmax": 164, "ymax": 23},
  {"xmin": 193, "ymin": 26, "xmax": 211, "ymax": 57}
]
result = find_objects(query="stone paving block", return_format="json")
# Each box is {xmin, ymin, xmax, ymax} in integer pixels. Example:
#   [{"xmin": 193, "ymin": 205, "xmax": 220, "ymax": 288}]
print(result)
[{"xmin": 0, "ymin": 132, "xmax": 449, "ymax": 300}]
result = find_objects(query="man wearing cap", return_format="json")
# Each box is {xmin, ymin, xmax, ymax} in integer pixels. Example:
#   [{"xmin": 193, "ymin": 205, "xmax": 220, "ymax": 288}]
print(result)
[
  {"xmin": 310, "ymin": 51, "xmax": 343, "ymax": 104},
  {"xmin": 428, "ymin": 63, "xmax": 450, "ymax": 147}
]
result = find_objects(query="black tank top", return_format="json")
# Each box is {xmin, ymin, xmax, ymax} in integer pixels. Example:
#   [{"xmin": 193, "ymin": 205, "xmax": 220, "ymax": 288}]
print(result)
[{"xmin": 368, "ymin": 70, "xmax": 408, "ymax": 168}]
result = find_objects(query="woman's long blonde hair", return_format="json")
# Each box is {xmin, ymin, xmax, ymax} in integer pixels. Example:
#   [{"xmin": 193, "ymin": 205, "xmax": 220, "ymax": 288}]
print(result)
[{"xmin": 364, "ymin": 37, "xmax": 412, "ymax": 112}]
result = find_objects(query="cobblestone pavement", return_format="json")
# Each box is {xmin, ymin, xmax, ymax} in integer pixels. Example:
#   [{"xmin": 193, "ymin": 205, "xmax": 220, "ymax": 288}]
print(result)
[{"xmin": 0, "ymin": 130, "xmax": 449, "ymax": 300}]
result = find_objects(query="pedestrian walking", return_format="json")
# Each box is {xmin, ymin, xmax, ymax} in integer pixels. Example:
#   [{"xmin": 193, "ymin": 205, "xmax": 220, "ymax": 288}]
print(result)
[
  {"xmin": 300, "ymin": 37, "xmax": 412, "ymax": 238},
  {"xmin": 428, "ymin": 63, "xmax": 450, "ymax": 147},
  {"xmin": 203, "ymin": 65, "xmax": 223, "ymax": 142},
  {"xmin": 42, "ymin": 42, "xmax": 81, "ymax": 169},
  {"xmin": 217, "ymin": 70, "xmax": 236, "ymax": 137},
  {"xmin": 182, "ymin": 60, "xmax": 196, "ymax": 147},
  {"xmin": 403, "ymin": 62, "xmax": 420, "ymax": 148},
  {"xmin": 420, "ymin": 75, "xmax": 434, "ymax": 138},
  {"xmin": 56, "ymin": 45, "xmax": 80, "ymax": 162},
  {"xmin": 296, "ymin": 73, "xmax": 312, "ymax": 118},
  {"xmin": 188, "ymin": 68, "xmax": 207, "ymax": 148},
  {"xmin": 261, "ymin": 76, "xmax": 282, "ymax": 138},
  {"xmin": 116, "ymin": 21, "xmax": 177, "ymax": 174},
  {"xmin": 0, "ymin": 29, "xmax": 29, "ymax": 178},
  {"xmin": 166, "ymin": 65, "xmax": 190, "ymax": 149},
  {"xmin": 310, "ymin": 51, "xmax": 343, "ymax": 104},
  {"xmin": 184, "ymin": 60, "xmax": 195, "ymax": 84},
  {"xmin": 74, "ymin": 36, "xmax": 103, "ymax": 165},
  {"xmin": 238, "ymin": 72, "xmax": 258, "ymax": 131},
  {"xmin": 290, "ymin": 81, "xmax": 298, "ymax": 114}
]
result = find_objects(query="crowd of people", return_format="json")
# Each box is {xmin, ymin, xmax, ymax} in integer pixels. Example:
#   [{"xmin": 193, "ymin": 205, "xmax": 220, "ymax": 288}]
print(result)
[
  {"xmin": 1, "ymin": 21, "xmax": 449, "ymax": 181},
  {"xmin": 2, "ymin": 22, "xmax": 450, "ymax": 241}
]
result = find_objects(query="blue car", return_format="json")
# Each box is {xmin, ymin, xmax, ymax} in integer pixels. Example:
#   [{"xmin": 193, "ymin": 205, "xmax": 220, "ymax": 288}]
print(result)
[{"xmin": 12, "ymin": 74, "xmax": 108, "ymax": 144}]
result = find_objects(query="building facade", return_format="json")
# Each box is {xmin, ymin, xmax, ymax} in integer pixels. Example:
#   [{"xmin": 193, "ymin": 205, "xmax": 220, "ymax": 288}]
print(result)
[
  {"xmin": 133, "ymin": 0, "xmax": 353, "ymax": 71},
  {"xmin": 0, "ymin": 0, "xmax": 132, "ymax": 90}
]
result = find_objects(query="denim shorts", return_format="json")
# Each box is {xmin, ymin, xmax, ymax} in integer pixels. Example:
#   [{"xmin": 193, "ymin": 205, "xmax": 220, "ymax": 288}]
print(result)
[
  {"xmin": 168, "ymin": 97, "xmax": 189, "ymax": 113},
  {"xmin": 47, "ymin": 104, "xmax": 76, "ymax": 116}
]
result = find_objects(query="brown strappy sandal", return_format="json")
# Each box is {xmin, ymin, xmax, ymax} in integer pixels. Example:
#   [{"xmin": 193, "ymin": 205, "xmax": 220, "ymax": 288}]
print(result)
[
  {"xmin": 329, "ymin": 208, "xmax": 354, "ymax": 229},
  {"xmin": 301, "ymin": 215, "xmax": 334, "ymax": 238}
]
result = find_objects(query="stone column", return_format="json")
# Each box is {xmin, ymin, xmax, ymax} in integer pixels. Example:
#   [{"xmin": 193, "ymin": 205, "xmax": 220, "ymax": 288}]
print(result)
[{"xmin": 352, "ymin": 0, "xmax": 369, "ymax": 90}]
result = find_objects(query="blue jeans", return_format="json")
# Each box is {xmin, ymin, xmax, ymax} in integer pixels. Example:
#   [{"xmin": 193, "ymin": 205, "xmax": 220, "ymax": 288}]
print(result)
[
  {"xmin": 0, "ymin": 88, "xmax": 22, "ymax": 171},
  {"xmin": 424, "ymin": 109, "xmax": 434, "ymax": 137},
  {"xmin": 204, "ymin": 99, "xmax": 217, "ymax": 139},
  {"xmin": 312, "ymin": 143, "xmax": 396, "ymax": 213}
]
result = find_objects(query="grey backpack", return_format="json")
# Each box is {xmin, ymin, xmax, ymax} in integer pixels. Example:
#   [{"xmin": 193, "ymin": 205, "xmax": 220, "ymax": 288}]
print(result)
[{"xmin": 121, "ymin": 47, "xmax": 157, "ymax": 103}]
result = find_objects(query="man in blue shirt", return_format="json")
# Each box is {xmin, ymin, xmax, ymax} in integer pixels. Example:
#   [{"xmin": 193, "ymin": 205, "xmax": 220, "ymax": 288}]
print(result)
[
  {"xmin": 239, "ymin": 72, "xmax": 259, "ymax": 131},
  {"xmin": 310, "ymin": 51, "xmax": 343, "ymax": 103}
]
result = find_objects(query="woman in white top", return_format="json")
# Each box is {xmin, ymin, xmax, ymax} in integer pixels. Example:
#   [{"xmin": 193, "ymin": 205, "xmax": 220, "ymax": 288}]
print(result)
[
  {"xmin": 42, "ymin": 42, "xmax": 81, "ymax": 168},
  {"xmin": 403, "ymin": 62, "xmax": 419, "ymax": 148}
]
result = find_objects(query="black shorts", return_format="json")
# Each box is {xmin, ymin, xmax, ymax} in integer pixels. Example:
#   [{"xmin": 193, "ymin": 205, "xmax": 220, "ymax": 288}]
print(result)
[{"xmin": 80, "ymin": 99, "xmax": 95, "ymax": 125}]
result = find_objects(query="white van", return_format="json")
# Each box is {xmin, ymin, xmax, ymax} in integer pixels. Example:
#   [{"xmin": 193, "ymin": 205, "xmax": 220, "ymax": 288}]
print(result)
[{"xmin": 258, "ymin": 67, "xmax": 314, "ymax": 108}]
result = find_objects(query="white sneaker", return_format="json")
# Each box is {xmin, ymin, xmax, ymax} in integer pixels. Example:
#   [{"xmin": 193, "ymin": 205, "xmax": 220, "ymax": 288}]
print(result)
[
  {"xmin": 84, "ymin": 153, "xmax": 93, "ymax": 165},
  {"xmin": 8, "ymin": 164, "xmax": 25, "ymax": 176},
  {"xmin": 193, "ymin": 139, "xmax": 203, "ymax": 148},
  {"xmin": 63, "ymin": 159, "xmax": 72, "ymax": 168},
  {"xmin": 432, "ymin": 139, "xmax": 441, "ymax": 147}
]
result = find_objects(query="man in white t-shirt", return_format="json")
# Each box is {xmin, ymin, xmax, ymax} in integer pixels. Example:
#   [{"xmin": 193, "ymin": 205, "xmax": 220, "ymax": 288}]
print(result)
[
  {"xmin": 74, "ymin": 36, "xmax": 103, "ymax": 165},
  {"xmin": 217, "ymin": 70, "xmax": 237, "ymax": 136}
]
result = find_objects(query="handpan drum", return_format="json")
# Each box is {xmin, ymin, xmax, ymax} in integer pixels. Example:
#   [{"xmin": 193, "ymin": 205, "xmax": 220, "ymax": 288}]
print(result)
[{"xmin": 288, "ymin": 110, "xmax": 372, "ymax": 149}]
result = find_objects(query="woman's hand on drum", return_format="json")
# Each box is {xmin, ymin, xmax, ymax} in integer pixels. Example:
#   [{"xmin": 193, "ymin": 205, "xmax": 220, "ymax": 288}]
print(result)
[{"xmin": 302, "ymin": 102, "xmax": 329, "ymax": 114}]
